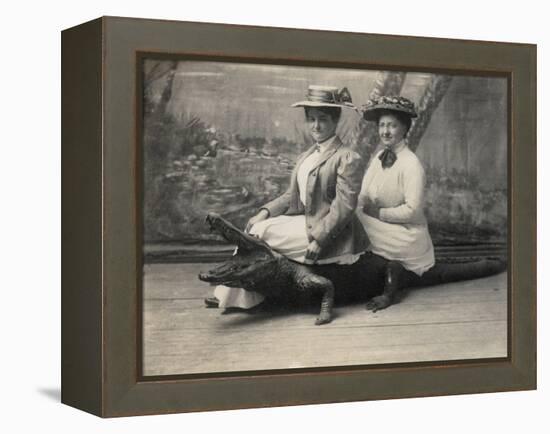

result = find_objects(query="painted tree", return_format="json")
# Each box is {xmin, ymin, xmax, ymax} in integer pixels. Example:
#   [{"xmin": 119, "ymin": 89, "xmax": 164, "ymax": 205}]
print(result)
[
  {"xmin": 143, "ymin": 60, "xmax": 178, "ymax": 118},
  {"xmin": 142, "ymin": 60, "xmax": 179, "ymax": 240},
  {"xmin": 407, "ymin": 74, "xmax": 453, "ymax": 152}
]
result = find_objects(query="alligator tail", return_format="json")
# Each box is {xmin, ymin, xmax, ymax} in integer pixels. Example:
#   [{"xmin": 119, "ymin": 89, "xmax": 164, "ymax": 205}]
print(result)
[{"xmin": 415, "ymin": 257, "xmax": 507, "ymax": 287}]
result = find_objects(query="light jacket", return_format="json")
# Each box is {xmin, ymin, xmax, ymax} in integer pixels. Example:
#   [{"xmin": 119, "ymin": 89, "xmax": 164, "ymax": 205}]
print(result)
[{"xmin": 262, "ymin": 136, "xmax": 369, "ymax": 261}]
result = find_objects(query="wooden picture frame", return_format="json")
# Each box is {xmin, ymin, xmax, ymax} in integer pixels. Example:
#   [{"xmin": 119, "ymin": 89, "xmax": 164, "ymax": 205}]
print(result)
[{"xmin": 61, "ymin": 16, "xmax": 536, "ymax": 417}]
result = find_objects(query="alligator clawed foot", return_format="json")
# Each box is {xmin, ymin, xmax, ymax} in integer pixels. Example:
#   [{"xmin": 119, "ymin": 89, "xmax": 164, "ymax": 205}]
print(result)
[
  {"xmin": 315, "ymin": 312, "xmax": 332, "ymax": 325},
  {"xmin": 366, "ymin": 295, "xmax": 391, "ymax": 313}
]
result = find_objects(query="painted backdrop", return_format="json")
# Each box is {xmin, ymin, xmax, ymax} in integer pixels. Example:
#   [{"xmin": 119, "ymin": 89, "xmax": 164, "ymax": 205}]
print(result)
[{"xmin": 141, "ymin": 60, "xmax": 507, "ymax": 258}]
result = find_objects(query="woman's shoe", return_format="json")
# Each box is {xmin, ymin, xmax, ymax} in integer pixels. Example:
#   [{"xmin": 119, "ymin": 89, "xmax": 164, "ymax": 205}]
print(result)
[{"xmin": 204, "ymin": 296, "xmax": 220, "ymax": 308}]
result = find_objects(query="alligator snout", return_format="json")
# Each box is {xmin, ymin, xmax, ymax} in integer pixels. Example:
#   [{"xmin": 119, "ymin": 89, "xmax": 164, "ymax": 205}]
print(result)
[{"xmin": 198, "ymin": 260, "xmax": 239, "ymax": 284}]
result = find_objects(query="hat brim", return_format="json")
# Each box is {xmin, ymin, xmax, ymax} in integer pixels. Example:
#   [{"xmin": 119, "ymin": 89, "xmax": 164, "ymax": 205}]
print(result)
[
  {"xmin": 362, "ymin": 104, "xmax": 418, "ymax": 121},
  {"xmin": 291, "ymin": 101, "xmax": 356, "ymax": 109}
]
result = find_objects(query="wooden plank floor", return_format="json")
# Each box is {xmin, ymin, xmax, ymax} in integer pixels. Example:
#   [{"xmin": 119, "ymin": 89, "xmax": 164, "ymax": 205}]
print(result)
[{"xmin": 142, "ymin": 263, "xmax": 508, "ymax": 376}]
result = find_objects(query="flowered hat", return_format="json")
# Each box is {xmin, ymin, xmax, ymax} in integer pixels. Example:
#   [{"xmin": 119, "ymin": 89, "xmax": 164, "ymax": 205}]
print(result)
[
  {"xmin": 292, "ymin": 85, "xmax": 356, "ymax": 109},
  {"xmin": 361, "ymin": 95, "xmax": 418, "ymax": 121}
]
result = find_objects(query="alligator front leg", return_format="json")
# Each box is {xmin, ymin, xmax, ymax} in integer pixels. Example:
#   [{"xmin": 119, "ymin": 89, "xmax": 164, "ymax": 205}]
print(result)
[
  {"xmin": 297, "ymin": 273, "xmax": 335, "ymax": 325},
  {"xmin": 316, "ymin": 281, "xmax": 335, "ymax": 325}
]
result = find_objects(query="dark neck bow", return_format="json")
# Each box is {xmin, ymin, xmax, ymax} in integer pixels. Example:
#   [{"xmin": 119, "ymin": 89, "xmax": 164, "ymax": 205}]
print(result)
[{"xmin": 379, "ymin": 147, "xmax": 397, "ymax": 169}]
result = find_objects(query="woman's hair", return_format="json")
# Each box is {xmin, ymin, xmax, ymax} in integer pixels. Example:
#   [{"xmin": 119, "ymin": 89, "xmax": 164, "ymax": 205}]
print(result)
[
  {"xmin": 376, "ymin": 109, "xmax": 413, "ymax": 134},
  {"xmin": 304, "ymin": 106, "xmax": 342, "ymax": 123}
]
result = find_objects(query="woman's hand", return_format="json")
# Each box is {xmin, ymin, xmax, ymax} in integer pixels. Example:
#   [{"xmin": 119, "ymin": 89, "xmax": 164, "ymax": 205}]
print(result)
[
  {"xmin": 305, "ymin": 239, "xmax": 322, "ymax": 263},
  {"xmin": 363, "ymin": 198, "xmax": 381, "ymax": 219},
  {"xmin": 245, "ymin": 209, "xmax": 269, "ymax": 233}
]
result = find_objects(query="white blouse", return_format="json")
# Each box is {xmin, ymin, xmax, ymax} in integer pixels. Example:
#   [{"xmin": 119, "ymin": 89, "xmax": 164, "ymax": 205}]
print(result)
[
  {"xmin": 296, "ymin": 136, "xmax": 335, "ymax": 206},
  {"xmin": 357, "ymin": 141, "xmax": 435, "ymax": 275}
]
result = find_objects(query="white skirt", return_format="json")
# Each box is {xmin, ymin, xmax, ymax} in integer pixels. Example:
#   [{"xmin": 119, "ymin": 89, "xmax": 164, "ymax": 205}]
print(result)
[
  {"xmin": 214, "ymin": 215, "xmax": 361, "ymax": 308},
  {"xmin": 356, "ymin": 212, "xmax": 435, "ymax": 276}
]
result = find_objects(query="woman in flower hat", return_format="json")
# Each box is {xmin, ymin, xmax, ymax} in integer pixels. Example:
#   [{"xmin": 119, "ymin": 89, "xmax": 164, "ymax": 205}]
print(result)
[
  {"xmin": 356, "ymin": 95, "xmax": 435, "ymax": 312},
  {"xmin": 205, "ymin": 85, "xmax": 368, "ymax": 311}
]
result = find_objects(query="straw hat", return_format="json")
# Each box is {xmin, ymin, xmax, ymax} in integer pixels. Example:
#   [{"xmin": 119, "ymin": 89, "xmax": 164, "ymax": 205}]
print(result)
[{"xmin": 291, "ymin": 85, "xmax": 356, "ymax": 109}]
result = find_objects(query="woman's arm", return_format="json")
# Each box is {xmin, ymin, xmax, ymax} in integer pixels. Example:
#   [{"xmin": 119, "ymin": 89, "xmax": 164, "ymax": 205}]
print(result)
[
  {"xmin": 379, "ymin": 159, "xmax": 426, "ymax": 224},
  {"xmin": 261, "ymin": 183, "xmax": 293, "ymax": 218},
  {"xmin": 309, "ymin": 150, "xmax": 365, "ymax": 247}
]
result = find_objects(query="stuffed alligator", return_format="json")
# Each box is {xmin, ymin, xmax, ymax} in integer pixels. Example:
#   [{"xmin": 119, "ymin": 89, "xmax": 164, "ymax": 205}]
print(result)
[{"xmin": 198, "ymin": 213, "xmax": 506, "ymax": 325}]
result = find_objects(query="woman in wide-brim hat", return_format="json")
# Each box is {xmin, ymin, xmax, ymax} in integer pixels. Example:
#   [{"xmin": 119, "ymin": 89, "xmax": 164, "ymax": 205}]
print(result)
[
  {"xmin": 356, "ymin": 95, "xmax": 435, "ymax": 312},
  {"xmin": 206, "ymin": 85, "xmax": 368, "ymax": 314}
]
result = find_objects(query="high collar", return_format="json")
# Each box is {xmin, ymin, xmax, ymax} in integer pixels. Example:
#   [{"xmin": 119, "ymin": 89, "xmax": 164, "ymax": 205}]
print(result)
[
  {"xmin": 384, "ymin": 139, "xmax": 407, "ymax": 154},
  {"xmin": 297, "ymin": 135, "xmax": 342, "ymax": 173},
  {"xmin": 315, "ymin": 135, "xmax": 337, "ymax": 153}
]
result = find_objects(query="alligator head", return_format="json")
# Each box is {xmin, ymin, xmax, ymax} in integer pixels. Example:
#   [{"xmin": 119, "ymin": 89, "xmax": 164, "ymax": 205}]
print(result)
[{"xmin": 198, "ymin": 213, "xmax": 280, "ymax": 289}]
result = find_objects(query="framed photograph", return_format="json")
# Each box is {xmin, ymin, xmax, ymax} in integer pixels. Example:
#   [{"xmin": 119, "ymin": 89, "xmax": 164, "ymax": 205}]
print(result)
[{"xmin": 61, "ymin": 16, "xmax": 536, "ymax": 417}]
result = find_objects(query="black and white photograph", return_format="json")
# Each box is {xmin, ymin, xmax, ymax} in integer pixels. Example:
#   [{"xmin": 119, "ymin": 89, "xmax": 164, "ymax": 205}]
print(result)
[
  {"xmin": 140, "ymin": 59, "xmax": 508, "ymax": 376},
  {"xmin": 3, "ymin": 0, "xmax": 545, "ymax": 431}
]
